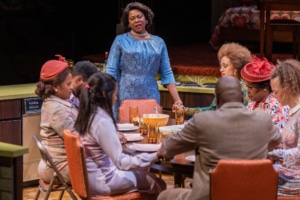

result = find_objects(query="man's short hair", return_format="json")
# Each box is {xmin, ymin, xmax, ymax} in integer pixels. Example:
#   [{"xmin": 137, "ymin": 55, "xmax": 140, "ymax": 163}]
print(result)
[{"xmin": 72, "ymin": 61, "xmax": 98, "ymax": 81}]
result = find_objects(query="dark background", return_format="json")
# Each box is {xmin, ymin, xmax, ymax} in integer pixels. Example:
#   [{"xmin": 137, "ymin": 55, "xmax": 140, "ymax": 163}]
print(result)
[{"xmin": 0, "ymin": 0, "xmax": 211, "ymax": 85}]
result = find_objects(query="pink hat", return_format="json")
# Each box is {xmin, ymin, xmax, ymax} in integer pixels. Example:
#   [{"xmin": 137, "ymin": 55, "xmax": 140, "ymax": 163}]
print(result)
[
  {"xmin": 241, "ymin": 56, "xmax": 275, "ymax": 82},
  {"xmin": 40, "ymin": 55, "xmax": 68, "ymax": 80}
]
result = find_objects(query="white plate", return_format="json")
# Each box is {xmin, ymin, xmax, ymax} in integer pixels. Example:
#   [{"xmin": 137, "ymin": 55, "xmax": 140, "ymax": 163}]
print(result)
[
  {"xmin": 124, "ymin": 134, "xmax": 144, "ymax": 142},
  {"xmin": 117, "ymin": 123, "xmax": 139, "ymax": 131},
  {"xmin": 185, "ymin": 155, "xmax": 195, "ymax": 162},
  {"xmin": 159, "ymin": 125, "xmax": 184, "ymax": 131},
  {"xmin": 128, "ymin": 143, "xmax": 161, "ymax": 152},
  {"xmin": 159, "ymin": 124, "xmax": 184, "ymax": 134}
]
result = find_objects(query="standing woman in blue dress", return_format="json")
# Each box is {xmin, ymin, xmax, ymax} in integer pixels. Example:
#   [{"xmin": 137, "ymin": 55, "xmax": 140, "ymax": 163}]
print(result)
[{"xmin": 106, "ymin": 2, "xmax": 182, "ymax": 120}]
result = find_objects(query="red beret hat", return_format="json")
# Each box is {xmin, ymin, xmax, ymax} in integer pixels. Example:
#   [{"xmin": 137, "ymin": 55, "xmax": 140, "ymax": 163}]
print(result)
[
  {"xmin": 241, "ymin": 55, "xmax": 275, "ymax": 82},
  {"xmin": 40, "ymin": 55, "xmax": 68, "ymax": 80}
]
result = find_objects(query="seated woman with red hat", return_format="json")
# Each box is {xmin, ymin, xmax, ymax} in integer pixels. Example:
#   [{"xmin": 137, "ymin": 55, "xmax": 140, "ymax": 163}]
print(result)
[
  {"xmin": 34, "ymin": 55, "xmax": 77, "ymax": 184},
  {"xmin": 241, "ymin": 56, "xmax": 289, "ymax": 132}
]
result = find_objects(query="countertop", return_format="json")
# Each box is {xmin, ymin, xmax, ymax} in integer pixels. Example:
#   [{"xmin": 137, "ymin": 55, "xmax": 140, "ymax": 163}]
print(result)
[
  {"xmin": 0, "ymin": 83, "xmax": 37, "ymax": 100},
  {"xmin": 0, "ymin": 142, "xmax": 28, "ymax": 158},
  {"xmin": 158, "ymin": 84, "xmax": 215, "ymax": 94},
  {"xmin": 0, "ymin": 79, "xmax": 215, "ymax": 101}
]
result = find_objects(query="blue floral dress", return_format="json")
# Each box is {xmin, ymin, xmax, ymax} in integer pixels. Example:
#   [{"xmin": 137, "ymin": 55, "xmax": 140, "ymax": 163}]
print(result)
[
  {"xmin": 106, "ymin": 33, "xmax": 176, "ymax": 120},
  {"xmin": 268, "ymin": 104, "xmax": 300, "ymax": 196}
]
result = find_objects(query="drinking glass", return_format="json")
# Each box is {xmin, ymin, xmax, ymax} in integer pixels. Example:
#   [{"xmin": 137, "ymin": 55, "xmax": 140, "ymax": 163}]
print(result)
[
  {"xmin": 175, "ymin": 106, "xmax": 185, "ymax": 125},
  {"xmin": 129, "ymin": 106, "xmax": 139, "ymax": 125},
  {"xmin": 139, "ymin": 117, "xmax": 148, "ymax": 135},
  {"xmin": 148, "ymin": 124, "xmax": 159, "ymax": 144}
]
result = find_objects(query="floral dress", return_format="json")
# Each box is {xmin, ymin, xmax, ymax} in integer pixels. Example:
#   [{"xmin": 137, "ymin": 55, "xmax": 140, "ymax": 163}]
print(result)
[
  {"xmin": 247, "ymin": 93, "xmax": 289, "ymax": 132},
  {"xmin": 185, "ymin": 80, "xmax": 249, "ymax": 115},
  {"xmin": 268, "ymin": 104, "xmax": 300, "ymax": 196}
]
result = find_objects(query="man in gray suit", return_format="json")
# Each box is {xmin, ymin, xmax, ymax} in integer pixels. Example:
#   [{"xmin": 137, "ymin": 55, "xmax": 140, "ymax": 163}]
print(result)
[{"xmin": 157, "ymin": 76, "xmax": 282, "ymax": 200}]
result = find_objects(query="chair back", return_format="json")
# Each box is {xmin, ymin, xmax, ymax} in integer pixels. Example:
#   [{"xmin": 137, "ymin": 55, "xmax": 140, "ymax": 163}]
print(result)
[
  {"xmin": 33, "ymin": 135, "xmax": 77, "ymax": 200},
  {"xmin": 63, "ymin": 129, "xmax": 90, "ymax": 199},
  {"xmin": 63, "ymin": 129, "xmax": 145, "ymax": 200},
  {"xmin": 210, "ymin": 159, "xmax": 279, "ymax": 200},
  {"xmin": 278, "ymin": 197, "xmax": 300, "ymax": 200},
  {"xmin": 118, "ymin": 99, "xmax": 162, "ymax": 123}
]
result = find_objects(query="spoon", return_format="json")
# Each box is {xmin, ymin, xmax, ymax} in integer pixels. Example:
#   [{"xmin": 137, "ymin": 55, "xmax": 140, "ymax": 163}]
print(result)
[{"xmin": 154, "ymin": 107, "xmax": 159, "ymax": 117}]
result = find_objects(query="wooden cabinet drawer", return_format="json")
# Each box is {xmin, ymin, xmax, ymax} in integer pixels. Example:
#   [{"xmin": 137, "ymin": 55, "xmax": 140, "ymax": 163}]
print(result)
[
  {"xmin": 184, "ymin": 93, "xmax": 214, "ymax": 108},
  {"xmin": 0, "ymin": 120, "xmax": 22, "ymax": 145},
  {"xmin": 0, "ymin": 99, "xmax": 22, "ymax": 120}
]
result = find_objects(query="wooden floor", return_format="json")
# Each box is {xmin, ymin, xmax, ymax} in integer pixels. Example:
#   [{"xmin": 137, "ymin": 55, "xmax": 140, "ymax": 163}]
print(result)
[{"xmin": 23, "ymin": 174, "xmax": 193, "ymax": 199}]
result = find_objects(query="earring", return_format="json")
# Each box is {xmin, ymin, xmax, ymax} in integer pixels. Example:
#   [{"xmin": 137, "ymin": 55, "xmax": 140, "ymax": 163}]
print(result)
[{"xmin": 55, "ymin": 89, "xmax": 58, "ymax": 92}]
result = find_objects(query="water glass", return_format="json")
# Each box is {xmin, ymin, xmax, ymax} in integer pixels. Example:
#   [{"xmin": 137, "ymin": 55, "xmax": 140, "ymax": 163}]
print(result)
[
  {"xmin": 129, "ymin": 106, "xmax": 139, "ymax": 125},
  {"xmin": 148, "ymin": 125, "xmax": 159, "ymax": 144},
  {"xmin": 175, "ymin": 106, "xmax": 185, "ymax": 125},
  {"xmin": 139, "ymin": 118, "xmax": 148, "ymax": 135}
]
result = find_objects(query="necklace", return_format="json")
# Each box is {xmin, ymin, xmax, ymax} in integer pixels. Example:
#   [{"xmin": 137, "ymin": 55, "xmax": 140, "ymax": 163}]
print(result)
[{"xmin": 130, "ymin": 30, "xmax": 149, "ymax": 37}]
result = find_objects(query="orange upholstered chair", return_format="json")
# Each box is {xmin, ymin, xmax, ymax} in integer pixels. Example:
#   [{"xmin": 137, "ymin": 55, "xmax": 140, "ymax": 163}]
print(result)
[
  {"xmin": 278, "ymin": 197, "xmax": 300, "ymax": 200},
  {"xmin": 118, "ymin": 99, "xmax": 162, "ymax": 123},
  {"xmin": 63, "ymin": 129, "xmax": 145, "ymax": 200},
  {"xmin": 210, "ymin": 159, "xmax": 279, "ymax": 200}
]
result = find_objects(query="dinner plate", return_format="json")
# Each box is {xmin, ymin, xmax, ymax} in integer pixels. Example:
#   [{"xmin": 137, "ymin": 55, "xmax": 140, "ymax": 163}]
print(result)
[
  {"xmin": 124, "ymin": 134, "xmax": 144, "ymax": 142},
  {"xmin": 117, "ymin": 123, "xmax": 139, "ymax": 131},
  {"xmin": 128, "ymin": 143, "xmax": 161, "ymax": 152},
  {"xmin": 185, "ymin": 155, "xmax": 195, "ymax": 162}
]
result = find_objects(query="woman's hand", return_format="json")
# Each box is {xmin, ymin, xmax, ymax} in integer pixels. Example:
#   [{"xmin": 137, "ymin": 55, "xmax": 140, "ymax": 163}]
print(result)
[
  {"xmin": 172, "ymin": 100, "xmax": 183, "ymax": 112},
  {"xmin": 267, "ymin": 154, "xmax": 283, "ymax": 164},
  {"xmin": 117, "ymin": 131, "xmax": 127, "ymax": 144}
]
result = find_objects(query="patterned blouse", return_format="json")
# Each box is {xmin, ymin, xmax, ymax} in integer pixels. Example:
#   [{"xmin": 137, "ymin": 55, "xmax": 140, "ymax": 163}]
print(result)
[
  {"xmin": 247, "ymin": 93, "xmax": 289, "ymax": 132},
  {"xmin": 39, "ymin": 95, "xmax": 78, "ymax": 183},
  {"xmin": 269, "ymin": 104, "xmax": 300, "ymax": 196},
  {"xmin": 185, "ymin": 80, "xmax": 249, "ymax": 115}
]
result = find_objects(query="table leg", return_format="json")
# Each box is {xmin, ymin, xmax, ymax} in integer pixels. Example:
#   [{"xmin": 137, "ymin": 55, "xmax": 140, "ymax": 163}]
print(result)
[{"xmin": 174, "ymin": 173, "xmax": 186, "ymax": 188}]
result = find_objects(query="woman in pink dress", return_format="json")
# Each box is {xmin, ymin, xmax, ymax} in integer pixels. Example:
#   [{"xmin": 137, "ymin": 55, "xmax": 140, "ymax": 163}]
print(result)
[{"xmin": 268, "ymin": 59, "xmax": 300, "ymax": 196}]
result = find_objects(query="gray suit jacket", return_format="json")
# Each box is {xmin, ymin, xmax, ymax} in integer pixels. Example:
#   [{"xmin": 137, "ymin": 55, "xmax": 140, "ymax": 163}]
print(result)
[{"xmin": 159, "ymin": 102, "xmax": 282, "ymax": 200}]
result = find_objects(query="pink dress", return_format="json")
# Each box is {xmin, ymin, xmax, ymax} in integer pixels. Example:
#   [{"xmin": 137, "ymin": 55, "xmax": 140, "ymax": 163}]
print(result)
[{"xmin": 269, "ymin": 104, "xmax": 300, "ymax": 196}]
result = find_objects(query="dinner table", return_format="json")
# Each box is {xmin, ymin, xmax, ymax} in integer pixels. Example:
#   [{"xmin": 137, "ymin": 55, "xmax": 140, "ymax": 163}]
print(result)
[{"xmin": 119, "ymin": 118, "xmax": 195, "ymax": 188}]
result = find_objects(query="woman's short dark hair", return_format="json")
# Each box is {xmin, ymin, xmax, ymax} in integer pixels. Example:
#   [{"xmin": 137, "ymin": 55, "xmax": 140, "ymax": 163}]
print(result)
[
  {"xmin": 35, "ymin": 68, "xmax": 70, "ymax": 99},
  {"xmin": 121, "ymin": 2, "xmax": 154, "ymax": 32},
  {"xmin": 251, "ymin": 80, "xmax": 272, "ymax": 92}
]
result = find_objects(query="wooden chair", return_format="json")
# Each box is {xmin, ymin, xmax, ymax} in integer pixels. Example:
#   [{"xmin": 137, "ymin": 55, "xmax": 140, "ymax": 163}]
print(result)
[
  {"xmin": 118, "ymin": 99, "xmax": 162, "ymax": 123},
  {"xmin": 32, "ymin": 136, "xmax": 77, "ymax": 200},
  {"xmin": 260, "ymin": 0, "xmax": 300, "ymax": 61},
  {"xmin": 210, "ymin": 159, "xmax": 279, "ymax": 200},
  {"xmin": 63, "ymin": 129, "xmax": 146, "ymax": 200}
]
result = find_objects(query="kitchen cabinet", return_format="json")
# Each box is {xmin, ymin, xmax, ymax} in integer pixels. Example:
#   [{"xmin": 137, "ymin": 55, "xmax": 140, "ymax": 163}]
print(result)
[
  {"xmin": 0, "ymin": 83, "xmax": 41, "ymax": 188},
  {"xmin": 0, "ymin": 99, "xmax": 22, "ymax": 145},
  {"xmin": 0, "ymin": 99, "xmax": 24, "ymax": 199}
]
